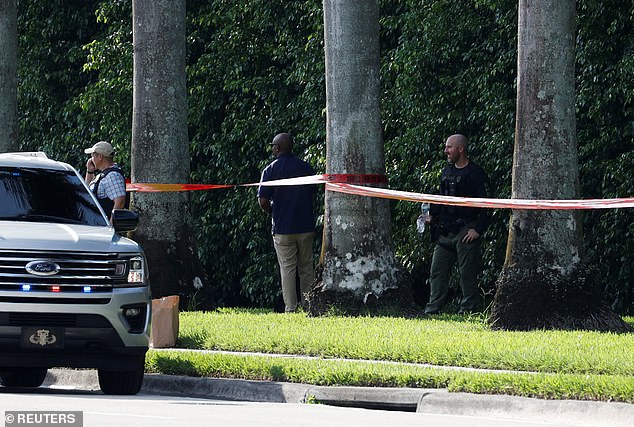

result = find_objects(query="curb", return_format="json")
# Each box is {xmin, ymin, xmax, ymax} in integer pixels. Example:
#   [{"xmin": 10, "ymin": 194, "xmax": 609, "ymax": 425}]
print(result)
[
  {"xmin": 417, "ymin": 392, "xmax": 634, "ymax": 427},
  {"xmin": 142, "ymin": 373, "xmax": 430, "ymax": 411},
  {"xmin": 44, "ymin": 369, "xmax": 634, "ymax": 427}
]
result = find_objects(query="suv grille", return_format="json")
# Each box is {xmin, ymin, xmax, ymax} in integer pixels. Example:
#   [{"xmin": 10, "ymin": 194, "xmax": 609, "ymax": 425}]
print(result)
[
  {"xmin": 0, "ymin": 312, "xmax": 112, "ymax": 327},
  {"xmin": 0, "ymin": 250, "xmax": 136, "ymax": 290}
]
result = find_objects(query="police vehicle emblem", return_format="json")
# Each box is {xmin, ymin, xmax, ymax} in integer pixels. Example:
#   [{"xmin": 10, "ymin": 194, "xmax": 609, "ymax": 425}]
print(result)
[
  {"xmin": 25, "ymin": 260, "xmax": 60, "ymax": 276},
  {"xmin": 29, "ymin": 329, "xmax": 57, "ymax": 346}
]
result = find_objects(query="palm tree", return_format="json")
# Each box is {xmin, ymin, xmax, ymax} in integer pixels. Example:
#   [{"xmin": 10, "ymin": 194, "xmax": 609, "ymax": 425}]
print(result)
[
  {"xmin": 0, "ymin": 0, "xmax": 18, "ymax": 152},
  {"xmin": 311, "ymin": 0, "xmax": 407, "ymax": 314},
  {"xmin": 490, "ymin": 0, "xmax": 631, "ymax": 332},
  {"xmin": 131, "ymin": 0, "xmax": 211, "ymax": 308}
]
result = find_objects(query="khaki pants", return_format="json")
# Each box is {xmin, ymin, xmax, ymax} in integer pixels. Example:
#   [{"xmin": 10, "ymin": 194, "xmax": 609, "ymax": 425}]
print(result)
[
  {"xmin": 425, "ymin": 226, "xmax": 482, "ymax": 314},
  {"xmin": 273, "ymin": 232, "xmax": 314, "ymax": 312}
]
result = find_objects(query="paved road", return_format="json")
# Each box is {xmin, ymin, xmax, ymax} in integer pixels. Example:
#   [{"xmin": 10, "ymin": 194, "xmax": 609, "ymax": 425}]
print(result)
[
  {"xmin": 0, "ymin": 390, "xmax": 593, "ymax": 427},
  {"xmin": 0, "ymin": 369, "xmax": 631, "ymax": 427}
]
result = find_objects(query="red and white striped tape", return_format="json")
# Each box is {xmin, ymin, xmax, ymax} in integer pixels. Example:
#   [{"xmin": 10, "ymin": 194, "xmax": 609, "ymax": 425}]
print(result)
[
  {"xmin": 326, "ymin": 182, "xmax": 634, "ymax": 210},
  {"xmin": 126, "ymin": 174, "xmax": 385, "ymax": 191},
  {"xmin": 126, "ymin": 174, "xmax": 634, "ymax": 210}
]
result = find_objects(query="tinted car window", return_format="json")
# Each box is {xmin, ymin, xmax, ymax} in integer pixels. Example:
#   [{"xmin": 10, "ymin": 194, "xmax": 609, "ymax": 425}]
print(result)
[{"xmin": 0, "ymin": 167, "xmax": 107, "ymax": 226}]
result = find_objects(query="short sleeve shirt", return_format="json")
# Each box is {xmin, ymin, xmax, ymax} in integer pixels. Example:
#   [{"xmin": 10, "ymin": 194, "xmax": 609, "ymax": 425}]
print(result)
[
  {"xmin": 258, "ymin": 153, "xmax": 315, "ymax": 234},
  {"xmin": 90, "ymin": 165, "xmax": 126, "ymax": 200}
]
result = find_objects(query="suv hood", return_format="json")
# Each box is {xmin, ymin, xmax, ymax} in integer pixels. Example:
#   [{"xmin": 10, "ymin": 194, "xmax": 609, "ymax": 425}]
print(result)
[{"xmin": 0, "ymin": 221, "xmax": 141, "ymax": 253}]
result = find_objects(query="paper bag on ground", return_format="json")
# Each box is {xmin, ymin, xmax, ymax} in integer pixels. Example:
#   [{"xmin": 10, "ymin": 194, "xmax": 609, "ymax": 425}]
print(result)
[{"xmin": 150, "ymin": 295, "xmax": 180, "ymax": 348}]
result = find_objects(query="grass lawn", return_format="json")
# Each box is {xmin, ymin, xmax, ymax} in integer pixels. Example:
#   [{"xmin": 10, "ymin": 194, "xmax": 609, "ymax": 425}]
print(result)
[{"xmin": 144, "ymin": 308, "xmax": 634, "ymax": 402}]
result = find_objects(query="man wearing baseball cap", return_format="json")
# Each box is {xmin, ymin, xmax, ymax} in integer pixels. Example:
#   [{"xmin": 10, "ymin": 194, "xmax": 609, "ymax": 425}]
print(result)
[{"xmin": 84, "ymin": 141, "xmax": 126, "ymax": 222}]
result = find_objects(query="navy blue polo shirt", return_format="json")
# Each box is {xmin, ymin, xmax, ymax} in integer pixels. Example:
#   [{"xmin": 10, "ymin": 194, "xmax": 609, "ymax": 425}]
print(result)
[{"xmin": 258, "ymin": 153, "xmax": 315, "ymax": 235}]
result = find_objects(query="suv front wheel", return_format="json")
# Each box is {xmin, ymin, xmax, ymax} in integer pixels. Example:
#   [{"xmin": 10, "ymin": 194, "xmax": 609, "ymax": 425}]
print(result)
[
  {"xmin": 0, "ymin": 367, "xmax": 48, "ymax": 388},
  {"xmin": 97, "ymin": 358, "xmax": 145, "ymax": 395}
]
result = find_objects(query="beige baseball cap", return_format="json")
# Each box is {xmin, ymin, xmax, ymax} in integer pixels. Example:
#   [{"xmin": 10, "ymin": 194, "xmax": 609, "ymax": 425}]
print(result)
[{"xmin": 84, "ymin": 141, "xmax": 115, "ymax": 156}]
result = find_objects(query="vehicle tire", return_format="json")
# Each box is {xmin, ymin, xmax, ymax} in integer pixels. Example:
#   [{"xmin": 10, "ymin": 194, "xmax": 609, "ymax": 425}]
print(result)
[
  {"xmin": 0, "ymin": 367, "xmax": 48, "ymax": 388},
  {"xmin": 98, "ymin": 362, "xmax": 145, "ymax": 395}
]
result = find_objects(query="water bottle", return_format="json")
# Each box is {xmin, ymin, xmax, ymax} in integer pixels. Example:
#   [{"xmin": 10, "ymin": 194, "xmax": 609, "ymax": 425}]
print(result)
[{"xmin": 416, "ymin": 203, "xmax": 430, "ymax": 234}]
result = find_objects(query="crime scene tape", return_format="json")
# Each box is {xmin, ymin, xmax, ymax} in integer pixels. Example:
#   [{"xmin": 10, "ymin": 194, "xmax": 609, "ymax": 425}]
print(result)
[
  {"xmin": 126, "ymin": 174, "xmax": 386, "ymax": 192},
  {"xmin": 126, "ymin": 173, "xmax": 634, "ymax": 210},
  {"xmin": 325, "ymin": 182, "xmax": 634, "ymax": 210},
  {"xmin": 126, "ymin": 183, "xmax": 233, "ymax": 192}
]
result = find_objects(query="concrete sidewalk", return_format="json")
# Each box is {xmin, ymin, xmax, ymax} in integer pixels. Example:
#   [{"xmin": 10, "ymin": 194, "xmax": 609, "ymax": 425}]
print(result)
[{"xmin": 44, "ymin": 368, "xmax": 634, "ymax": 427}]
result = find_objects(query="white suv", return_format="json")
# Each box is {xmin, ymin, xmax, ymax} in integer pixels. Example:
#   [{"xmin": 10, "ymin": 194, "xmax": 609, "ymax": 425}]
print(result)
[{"xmin": 0, "ymin": 152, "xmax": 150, "ymax": 395}]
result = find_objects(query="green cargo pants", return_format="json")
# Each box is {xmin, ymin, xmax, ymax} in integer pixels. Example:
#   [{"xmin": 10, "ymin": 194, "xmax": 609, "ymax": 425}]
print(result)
[{"xmin": 424, "ymin": 226, "xmax": 482, "ymax": 314}]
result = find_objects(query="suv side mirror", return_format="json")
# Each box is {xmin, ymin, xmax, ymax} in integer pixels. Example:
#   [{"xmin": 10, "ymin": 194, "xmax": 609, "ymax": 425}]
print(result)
[{"xmin": 112, "ymin": 209, "xmax": 139, "ymax": 233}]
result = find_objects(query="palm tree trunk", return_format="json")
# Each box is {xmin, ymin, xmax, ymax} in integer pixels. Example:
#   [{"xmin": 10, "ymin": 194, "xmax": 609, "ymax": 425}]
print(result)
[
  {"xmin": 491, "ymin": 0, "xmax": 631, "ymax": 332},
  {"xmin": 131, "ymin": 0, "xmax": 211, "ymax": 308},
  {"xmin": 0, "ymin": 0, "xmax": 18, "ymax": 152},
  {"xmin": 310, "ymin": 0, "xmax": 409, "ymax": 315}
]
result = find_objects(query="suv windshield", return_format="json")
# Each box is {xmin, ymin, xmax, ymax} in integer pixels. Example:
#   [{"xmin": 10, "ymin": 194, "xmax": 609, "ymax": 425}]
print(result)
[{"xmin": 0, "ymin": 167, "xmax": 107, "ymax": 226}]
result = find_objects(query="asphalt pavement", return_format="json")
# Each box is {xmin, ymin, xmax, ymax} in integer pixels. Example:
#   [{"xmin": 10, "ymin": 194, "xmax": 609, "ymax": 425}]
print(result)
[{"xmin": 42, "ymin": 365, "xmax": 634, "ymax": 427}]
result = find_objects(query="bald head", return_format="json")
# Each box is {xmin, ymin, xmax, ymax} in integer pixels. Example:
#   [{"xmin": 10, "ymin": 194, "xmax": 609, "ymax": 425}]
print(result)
[
  {"xmin": 272, "ymin": 133, "xmax": 294, "ymax": 154},
  {"xmin": 447, "ymin": 134, "xmax": 468, "ymax": 151},
  {"xmin": 444, "ymin": 134, "xmax": 470, "ymax": 167}
]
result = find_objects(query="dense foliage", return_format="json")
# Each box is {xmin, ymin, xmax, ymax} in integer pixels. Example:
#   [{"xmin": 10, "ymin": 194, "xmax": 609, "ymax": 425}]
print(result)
[{"xmin": 15, "ymin": 0, "xmax": 634, "ymax": 313}]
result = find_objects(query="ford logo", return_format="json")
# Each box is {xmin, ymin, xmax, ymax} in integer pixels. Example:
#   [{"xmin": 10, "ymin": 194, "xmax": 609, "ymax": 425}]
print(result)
[{"xmin": 25, "ymin": 260, "xmax": 61, "ymax": 276}]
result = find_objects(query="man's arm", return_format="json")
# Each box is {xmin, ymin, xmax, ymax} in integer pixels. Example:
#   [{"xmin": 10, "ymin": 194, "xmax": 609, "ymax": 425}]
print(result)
[
  {"xmin": 258, "ymin": 197, "xmax": 272, "ymax": 214},
  {"xmin": 112, "ymin": 195, "xmax": 125, "ymax": 210},
  {"xmin": 84, "ymin": 158, "xmax": 97, "ymax": 182},
  {"xmin": 109, "ymin": 195, "xmax": 126, "ymax": 223}
]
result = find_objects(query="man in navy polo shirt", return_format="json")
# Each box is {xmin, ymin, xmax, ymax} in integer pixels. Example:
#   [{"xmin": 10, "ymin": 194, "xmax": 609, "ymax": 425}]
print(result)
[{"xmin": 258, "ymin": 133, "xmax": 316, "ymax": 312}]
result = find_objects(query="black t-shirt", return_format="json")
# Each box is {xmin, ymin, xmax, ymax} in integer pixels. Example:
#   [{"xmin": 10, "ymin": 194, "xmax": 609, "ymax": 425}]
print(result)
[
  {"xmin": 430, "ymin": 161, "xmax": 491, "ymax": 235},
  {"xmin": 257, "ymin": 154, "xmax": 315, "ymax": 234}
]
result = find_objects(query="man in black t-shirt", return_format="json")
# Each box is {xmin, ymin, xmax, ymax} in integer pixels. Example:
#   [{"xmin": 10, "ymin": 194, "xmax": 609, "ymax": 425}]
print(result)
[
  {"xmin": 423, "ymin": 134, "xmax": 491, "ymax": 315},
  {"xmin": 258, "ymin": 133, "xmax": 316, "ymax": 312}
]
